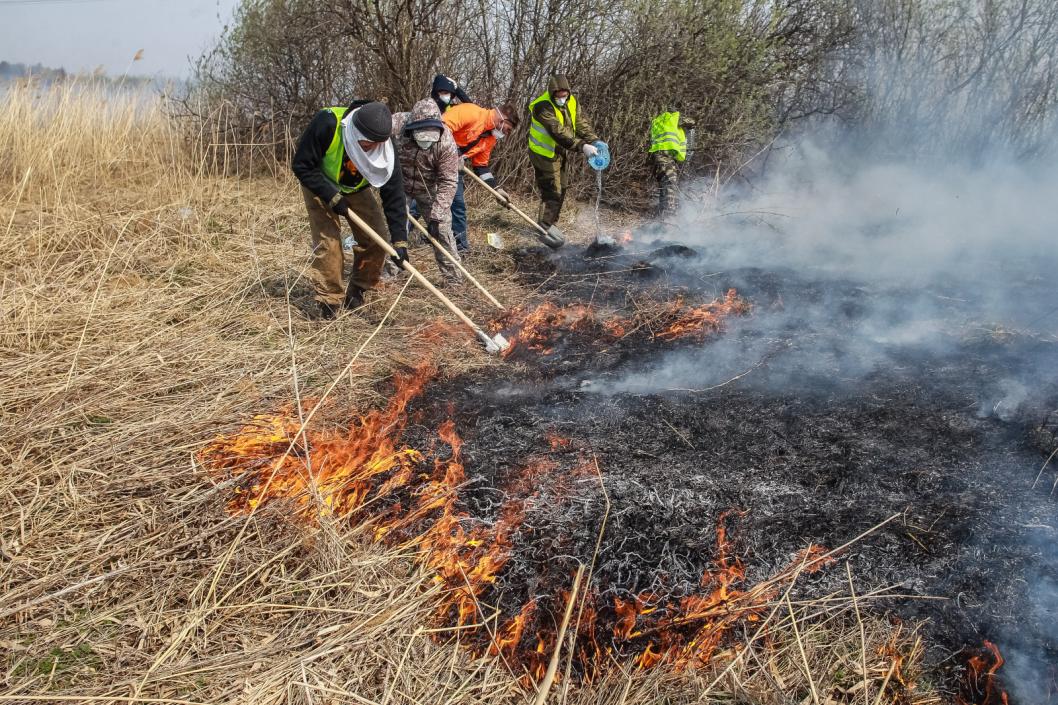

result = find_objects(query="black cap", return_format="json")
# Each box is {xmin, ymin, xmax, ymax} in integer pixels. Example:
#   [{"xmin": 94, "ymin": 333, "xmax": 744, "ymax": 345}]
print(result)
[{"xmin": 353, "ymin": 102, "xmax": 392, "ymax": 142}]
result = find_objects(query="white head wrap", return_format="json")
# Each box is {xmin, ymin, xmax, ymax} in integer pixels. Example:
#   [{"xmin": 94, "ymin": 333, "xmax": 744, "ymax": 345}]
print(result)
[{"xmin": 340, "ymin": 108, "xmax": 395, "ymax": 188}]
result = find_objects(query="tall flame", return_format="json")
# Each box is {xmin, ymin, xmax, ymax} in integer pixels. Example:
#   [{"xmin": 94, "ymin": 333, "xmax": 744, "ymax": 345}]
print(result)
[{"xmin": 199, "ymin": 297, "xmax": 838, "ymax": 683}]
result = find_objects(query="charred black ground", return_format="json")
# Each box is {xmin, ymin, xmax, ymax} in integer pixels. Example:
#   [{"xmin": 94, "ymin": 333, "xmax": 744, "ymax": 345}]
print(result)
[{"xmin": 400, "ymin": 240, "xmax": 1058, "ymax": 702}]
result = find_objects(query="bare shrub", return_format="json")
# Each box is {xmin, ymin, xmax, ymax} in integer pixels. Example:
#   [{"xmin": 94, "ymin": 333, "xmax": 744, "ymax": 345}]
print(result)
[{"xmin": 180, "ymin": 0, "xmax": 1058, "ymax": 206}]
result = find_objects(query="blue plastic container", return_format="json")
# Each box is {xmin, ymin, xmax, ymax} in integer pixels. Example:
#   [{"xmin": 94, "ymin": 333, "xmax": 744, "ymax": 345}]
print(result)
[{"xmin": 588, "ymin": 141, "xmax": 610, "ymax": 171}]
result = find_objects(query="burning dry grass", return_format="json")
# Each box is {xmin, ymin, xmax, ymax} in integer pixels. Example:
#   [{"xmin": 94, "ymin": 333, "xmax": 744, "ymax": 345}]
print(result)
[
  {"xmin": 1, "ymin": 82, "xmax": 937, "ymax": 704},
  {"xmin": 491, "ymin": 289, "xmax": 750, "ymax": 358}
]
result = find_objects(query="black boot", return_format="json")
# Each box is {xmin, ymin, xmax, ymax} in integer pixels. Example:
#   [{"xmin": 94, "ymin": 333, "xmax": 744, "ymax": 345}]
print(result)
[
  {"xmin": 316, "ymin": 301, "xmax": 338, "ymax": 320},
  {"xmin": 343, "ymin": 285, "xmax": 365, "ymax": 310}
]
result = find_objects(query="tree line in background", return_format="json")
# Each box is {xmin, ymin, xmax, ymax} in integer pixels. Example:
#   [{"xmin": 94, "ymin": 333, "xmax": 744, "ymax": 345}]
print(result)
[
  {"xmin": 178, "ymin": 0, "xmax": 1058, "ymax": 208},
  {"xmin": 1, "ymin": 61, "xmax": 158, "ymax": 89}
]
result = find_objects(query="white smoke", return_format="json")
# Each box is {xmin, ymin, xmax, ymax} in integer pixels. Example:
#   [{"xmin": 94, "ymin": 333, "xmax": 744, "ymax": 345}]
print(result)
[{"xmin": 590, "ymin": 138, "xmax": 1058, "ymax": 399}]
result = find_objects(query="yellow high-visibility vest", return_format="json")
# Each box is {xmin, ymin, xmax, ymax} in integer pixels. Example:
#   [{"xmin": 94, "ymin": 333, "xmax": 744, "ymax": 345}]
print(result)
[
  {"xmin": 321, "ymin": 107, "xmax": 370, "ymax": 193},
  {"xmin": 527, "ymin": 92, "xmax": 578, "ymax": 159},
  {"xmin": 648, "ymin": 111, "xmax": 687, "ymax": 162}
]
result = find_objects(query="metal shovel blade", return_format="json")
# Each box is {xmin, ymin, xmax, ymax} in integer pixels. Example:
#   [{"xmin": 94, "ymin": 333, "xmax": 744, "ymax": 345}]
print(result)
[
  {"xmin": 536, "ymin": 224, "xmax": 566, "ymax": 250},
  {"xmin": 477, "ymin": 329, "xmax": 511, "ymax": 355}
]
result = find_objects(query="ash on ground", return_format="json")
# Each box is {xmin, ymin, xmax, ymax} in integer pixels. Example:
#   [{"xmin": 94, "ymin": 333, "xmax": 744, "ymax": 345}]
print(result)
[{"xmin": 403, "ymin": 238, "xmax": 1058, "ymax": 702}]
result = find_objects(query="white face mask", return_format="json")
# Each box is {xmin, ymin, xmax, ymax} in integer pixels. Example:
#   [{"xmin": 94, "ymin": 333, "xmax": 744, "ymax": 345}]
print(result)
[
  {"xmin": 412, "ymin": 128, "xmax": 440, "ymax": 151},
  {"xmin": 554, "ymin": 96, "xmax": 568, "ymax": 107},
  {"xmin": 438, "ymin": 92, "xmax": 452, "ymax": 105},
  {"xmin": 492, "ymin": 128, "xmax": 506, "ymax": 140}
]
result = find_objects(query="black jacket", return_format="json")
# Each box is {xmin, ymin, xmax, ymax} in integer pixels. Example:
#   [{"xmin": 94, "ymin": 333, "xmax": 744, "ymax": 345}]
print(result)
[
  {"xmin": 291, "ymin": 102, "xmax": 407, "ymax": 244},
  {"xmin": 431, "ymin": 74, "xmax": 472, "ymax": 114}
]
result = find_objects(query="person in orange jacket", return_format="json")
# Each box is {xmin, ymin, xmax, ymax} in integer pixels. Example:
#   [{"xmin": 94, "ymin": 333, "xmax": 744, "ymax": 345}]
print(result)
[{"xmin": 441, "ymin": 101, "xmax": 519, "ymax": 251}]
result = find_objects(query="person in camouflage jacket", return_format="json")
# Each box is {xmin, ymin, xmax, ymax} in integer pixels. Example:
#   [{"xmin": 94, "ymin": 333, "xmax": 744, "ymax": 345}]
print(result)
[{"xmin": 389, "ymin": 99, "xmax": 463, "ymax": 285}]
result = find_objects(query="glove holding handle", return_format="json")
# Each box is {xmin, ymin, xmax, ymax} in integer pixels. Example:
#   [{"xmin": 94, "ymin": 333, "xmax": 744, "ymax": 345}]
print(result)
[
  {"xmin": 328, "ymin": 193, "xmax": 350, "ymax": 216},
  {"xmin": 390, "ymin": 240, "xmax": 409, "ymax": 267}
]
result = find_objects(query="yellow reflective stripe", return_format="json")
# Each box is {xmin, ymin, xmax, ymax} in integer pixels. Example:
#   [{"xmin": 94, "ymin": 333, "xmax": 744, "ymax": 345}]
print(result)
[
  {"xmin": 528, "ymin": 118, "xmax": 556, "ymax": 157},
  {"xmin": 527, "ymin": 90, "xmax": 577, "ymax": 159},
  {"xmin": 529, "ymin": 135, "xmax": 555, "ymax": 157},
  {"xmin": 529, "ymin": 121, "xmax": 553, "ymax": 142},
  {"xmin": 652, "ymin": 131, "xmax": 685, "ymax": 143}
]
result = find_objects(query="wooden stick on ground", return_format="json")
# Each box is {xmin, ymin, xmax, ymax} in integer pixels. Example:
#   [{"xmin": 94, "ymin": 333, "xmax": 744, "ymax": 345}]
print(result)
[
  {"xmin": 406, "ymin": 208, "xmax": 505, "ymax": 310},
  {"xmin": 532, "ymin": 563, "xmax": 586, "ymax": 705},
  {"xmin": 342, "ymin": 209, "xmax": 508, "ymax": 353}
]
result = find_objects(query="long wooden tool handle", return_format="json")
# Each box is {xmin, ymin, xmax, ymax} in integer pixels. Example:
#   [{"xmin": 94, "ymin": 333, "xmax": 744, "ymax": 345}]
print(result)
[
  {"xmin": 462, "ymin": 166, "xmax": 548, "ymax": 237},
  {"xmin": 342, "ymin": 210, "xmax": 489, "ymax": 338},
  {"xmin": 406, "ymin": 210, "xmax": 505, "ymax": 311}
]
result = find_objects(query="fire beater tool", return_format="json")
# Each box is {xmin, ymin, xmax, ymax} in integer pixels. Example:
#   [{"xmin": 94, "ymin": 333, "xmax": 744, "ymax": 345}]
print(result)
[
  {"xmin": 462, "ymin": 165, "xmax": 566, "ymax": 250},
  {"xmin": 405, "ymin": 208, "xmax": 506, "ymax": 311},
  {"xmin": 341, "ymin": 210, "xmax": 510, "ymax": 355}
]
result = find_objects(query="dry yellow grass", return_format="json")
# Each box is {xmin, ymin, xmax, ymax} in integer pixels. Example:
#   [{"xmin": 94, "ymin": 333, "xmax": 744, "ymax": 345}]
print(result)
[{"xmin": 0, "ymin": 82, "xmax": 938, "ymax": 705}]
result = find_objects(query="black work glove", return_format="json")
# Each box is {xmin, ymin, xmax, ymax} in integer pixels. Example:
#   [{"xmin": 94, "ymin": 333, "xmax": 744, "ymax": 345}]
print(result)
[
  {"xmin": 390, "ymin": 241, "xmax": 409, "ymax": 267},
  {"xmin": 328, "ymin": 194, "xmax": 349, "ymax": 217},
  {"xmin": 494, "ymin": 187, "xmax": 512, "ymax": 208},
  {"xmin": 427, "ymin": 220, "xmax": 441, "ymax": 239}
]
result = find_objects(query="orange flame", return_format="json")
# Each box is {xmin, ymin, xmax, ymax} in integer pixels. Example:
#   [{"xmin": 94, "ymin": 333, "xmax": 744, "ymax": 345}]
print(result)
[
  {"xmin": 492, "ymin": 289, "xmax": 749, "ymax": 357},
  {"xmin": 654, "ymin": 290, "xmax": 751, "ymax": 341},
  {"xmin": 957, "ymin": 641, "xmax": 1009, "ymax": 705},
  {"xmin": 201, "ymin": 347, "xmax": 836, "ymax": 683}
]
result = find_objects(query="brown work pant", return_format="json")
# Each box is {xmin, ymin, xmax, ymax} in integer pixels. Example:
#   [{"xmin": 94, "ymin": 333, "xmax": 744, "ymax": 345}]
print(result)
[
  {"xmin": 302, "ymin": 186, "xmax": 388, "ymax": 305},
  {"xmin": 529, "ymin": 151, "xmax": 568, "ymax": 227}
]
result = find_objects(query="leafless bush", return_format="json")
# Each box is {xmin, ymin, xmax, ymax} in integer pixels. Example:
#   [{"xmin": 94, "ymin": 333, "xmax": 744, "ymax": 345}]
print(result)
[
  {"xmin": 804, "ymin": 0, "xmax": 1058, "ymax": 160},
  {"xmin": 180, "ymin": 0, "xmax": 1058, "ymax": 204}
]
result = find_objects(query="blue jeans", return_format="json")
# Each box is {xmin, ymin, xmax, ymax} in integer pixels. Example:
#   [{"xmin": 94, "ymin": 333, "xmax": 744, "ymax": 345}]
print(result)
[
  {"xmin": 408, "ymin": 198, "xmax": 421, "ymax": 240},
  {"xmin": 451, "ymin": 172, "xmax": 467, "ymax": 251}
]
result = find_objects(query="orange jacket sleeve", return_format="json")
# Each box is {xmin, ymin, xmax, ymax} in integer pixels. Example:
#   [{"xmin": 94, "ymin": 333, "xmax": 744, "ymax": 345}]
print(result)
[{"xmin": 442, "ymin": 104, "xmax": 497, "ymax": 168}]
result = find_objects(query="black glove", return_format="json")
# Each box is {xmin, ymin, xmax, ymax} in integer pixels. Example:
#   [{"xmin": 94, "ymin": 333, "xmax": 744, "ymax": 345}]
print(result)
[
  {"xmin": 390, "ymin": 241, "xmax": 409, "ymax": 267},
  {"xmin": 494, "ymin": 188, "xmax": 512, "ymax": 207},
  {"xmin": 427, "ymin": 220, "xmax": 441, "ymax": 239},
  {"xmin": 329, "ymin": 194, "xmax": 349, "ymax": 217}
]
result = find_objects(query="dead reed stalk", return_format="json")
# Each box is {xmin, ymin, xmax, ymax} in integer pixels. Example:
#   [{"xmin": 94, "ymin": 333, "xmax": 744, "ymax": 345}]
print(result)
[{"xmin": 1, "ymin": 82, "xmax": 935, "ymax": 705}]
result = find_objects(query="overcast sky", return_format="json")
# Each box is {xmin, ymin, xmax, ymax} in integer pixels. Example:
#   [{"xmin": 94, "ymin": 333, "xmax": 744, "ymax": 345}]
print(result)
[{"xmin": 0, "ymin": 0, "xmax": 240, "ymax": 77}]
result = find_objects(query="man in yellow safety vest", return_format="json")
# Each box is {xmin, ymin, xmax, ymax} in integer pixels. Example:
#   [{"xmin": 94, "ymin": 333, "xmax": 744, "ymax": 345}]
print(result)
[
  {"xmin": 648, "ymin": 109, "xmax": 695, "ymax": 216},
  {"xmin": 527, "ymin": 74, "xmax": 601, "ymax": 229},
  {"xmin": 292, "ymin": 100, "xmax": 408, "ymax": 320}
]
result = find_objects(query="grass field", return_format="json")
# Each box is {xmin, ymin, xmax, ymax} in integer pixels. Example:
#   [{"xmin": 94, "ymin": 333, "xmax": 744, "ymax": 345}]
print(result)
[{"xmin": 0, "ymin": 82, "xmax": 939, "ymax": 705}]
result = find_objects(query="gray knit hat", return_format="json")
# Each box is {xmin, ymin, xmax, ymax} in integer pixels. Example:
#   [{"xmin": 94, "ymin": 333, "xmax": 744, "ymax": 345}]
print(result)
[{"xmin": 353, "ymin": 102, "xmax": 393, "ymax": 142}]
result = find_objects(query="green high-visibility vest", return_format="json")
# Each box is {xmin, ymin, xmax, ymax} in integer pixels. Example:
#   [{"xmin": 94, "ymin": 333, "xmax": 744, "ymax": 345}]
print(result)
[
  {"xmin": 649, "ymin": 111, "xmax": 687, "ymax": 162},
  {"xmin": 527, "ymin": 92, "xmax": 578, "ymax": 160},
  {"xmin": 321, "ymin": 107, "xmax": 370, "ymax": 194}
]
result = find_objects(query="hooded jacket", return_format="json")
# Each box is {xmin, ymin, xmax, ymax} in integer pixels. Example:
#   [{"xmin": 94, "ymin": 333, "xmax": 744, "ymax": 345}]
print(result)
[
  {"xmin": 431, "ymin": 74, "xmax": 473, "ymax": 114},
  {"xmin": 391, "ymin": 99, "xmax": 461, "ymax": 222},
  {"xmin": 529, "ymin": 75, "xmax": 599, "ymax": 158},
  {"xmin": 291, "ymin": 99, "xmax": 406, "ymax": 244}
]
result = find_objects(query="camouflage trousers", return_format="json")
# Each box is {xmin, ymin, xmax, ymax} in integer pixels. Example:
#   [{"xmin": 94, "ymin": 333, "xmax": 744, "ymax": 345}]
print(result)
[
  {"xmin": 384, "ymin": 189, "xmax": 464, "ymax": 285},
  {"xmin": 652, "ymin": 150, "xmax": 679, "ymax": 216}
]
